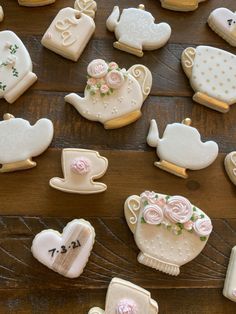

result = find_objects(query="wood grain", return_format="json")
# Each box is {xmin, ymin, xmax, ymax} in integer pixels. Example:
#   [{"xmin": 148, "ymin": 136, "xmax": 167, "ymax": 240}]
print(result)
[{"xmin": 0, "ymin": 0, "xmax": 236, "ymax": 312}]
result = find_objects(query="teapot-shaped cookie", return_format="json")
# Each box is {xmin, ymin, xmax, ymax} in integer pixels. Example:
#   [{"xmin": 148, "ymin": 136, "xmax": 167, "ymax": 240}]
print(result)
[
  {"xmin": 65, "ymin": 59, "xmax": 152, "ymax": 129},
  {"xmin": 124, "ymin": 191, "xmax": 213, "ymax": 276},
  {"xmin": 160, "ymin": 0, "xmax": 207, "ymax": 12},
  {"xmin": 147, "ymin": 118, "xmax": 218, "ymax": 178},
  {"xmin": 88, "ymin": 277, "xmax": 158, "ymax": 314},
  {"xmin": 106, "ymin": 4, "xmax": 171, "ymax": 57}
]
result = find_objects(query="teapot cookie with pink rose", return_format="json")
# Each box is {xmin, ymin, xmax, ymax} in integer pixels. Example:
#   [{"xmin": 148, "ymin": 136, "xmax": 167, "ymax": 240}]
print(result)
[
  {"xmin": 65, "ymin": 59, "xmax": 152, "ymax": 129},
  {"xmin": 124, "ymin": 191, "xmax": 213, "ymax": 276}
]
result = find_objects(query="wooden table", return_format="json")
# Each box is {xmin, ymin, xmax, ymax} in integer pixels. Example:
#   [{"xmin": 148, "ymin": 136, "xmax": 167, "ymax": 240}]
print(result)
[{"xmin": 0, "ymin": 0, "xmax": 236, "ymax": 313}]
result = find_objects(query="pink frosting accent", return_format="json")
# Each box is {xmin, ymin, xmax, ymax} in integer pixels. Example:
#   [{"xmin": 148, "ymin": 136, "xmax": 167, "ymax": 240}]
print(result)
[
  {"xmin": 87, "ymin": 77, "xmax": 97, "ymax": 86},
  {"xmin": 116, "ymin": 299, "xmax": 137, "ymax": 314},
  {"xmin": 45, "ymin": 32, "xmax": 52, "ymax": 40},
  {"xmin": 143, "ymin": 204, "xmax": 164, "ymax": 225},
  {"xmin": 232, "ymin": 289, "xmax": 236, "ymax": 297},
  {"xmin": 6, "ymin": 55, "xmax": 16, "ymax": 66},
  {"xmin": 5, "ymin": 41, "xmax": 12, "ymax": 48},
  {"xmin": 106, "ymin": 70, "xmax": 124, "ymax": 89},
  {"xmin": 108, "ymin": 61, "xmax": 118, "ymax": 70},
  {"xmin": 141, "ymin": 191, "xmax": 156, "ymax": 201},
  {"xmin": 100, "ymin": 84, "xmax": 109, "ymax": 94},
  {"xmin": 193, "ymin": 218, "xmax": 213, "ymax": 237},
  {"xmin": 184, "ymin": 220, "xmax": 194, "ymax": 231},
  {"xmin": 71, "ymin": 157, "xmax": 91, "ymax": 175},
  {"xmin": 87, "ymin": 59, "xmax": 108, "ymax": 79},
  {"xmin": 164, "ymin": 196, "xmax": 193, "ymax": 224}
]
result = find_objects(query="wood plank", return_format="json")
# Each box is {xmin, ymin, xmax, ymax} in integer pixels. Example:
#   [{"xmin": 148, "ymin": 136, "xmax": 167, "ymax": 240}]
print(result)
[
  {"xmin": 0, "ymin": 216, "xmax": 234, "ymax": 289},
  {"xmin": 1, "ymin": 0, "xmax": 235, "ymax": 45},
  {"xmin": 1, "ymin": 92, "xmax": 236, "ymax": 152},
  {"xmin": 0, "ymin": 149, "xmax": 235, "ymax": 218}
]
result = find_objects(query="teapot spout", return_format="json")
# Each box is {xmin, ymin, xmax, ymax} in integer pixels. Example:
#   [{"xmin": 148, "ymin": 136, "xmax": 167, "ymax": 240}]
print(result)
[
  {"xmin": 147, "ymin": 119, "xmax": 160, "ymax": 147},
  {"xmin": 106, "ymin": 6, "xmax": 120, "ymax": 31},
  {"xmin": 65, "ymin": 93, "xmax": 85, "ymax": 112}
]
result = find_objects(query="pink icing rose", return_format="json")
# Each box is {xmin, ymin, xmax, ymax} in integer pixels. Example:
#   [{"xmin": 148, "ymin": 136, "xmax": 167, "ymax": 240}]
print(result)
[
  {"xmin": 116, "ymin": 299, "xmax": 137, "ymax": 314},
  {"xmin": 193, "ymin": 218, "xmax": 213, "ymax": 237},
  {"xmin": 143, "ymin": 204, "xmax": 164, "ymax": 225},
  {"xmin": 87, "ymin": 59, "xmax": 108, "ymax": 78},
  {"xmin": 6, "ymin": 55, "xmax": 16, "ymax": 66},
  {"xmin": 164, "ymin": 196, "xmax": 193, "ymax": 224},
  {"xmin": 100, "ymin": 84, "xmax": 109, "ymax": 94},
  {"xmin": 87, "ymin": 77, "xmax": 97, "ymax": 86},
  {"xmin": 5, "ymin": 41, "xmax": 12, "ymax": 48},
  {"xmin": 141, "ymin": 191, "xmax": 157, "ymax": 203},
  {"xmin": 106, "ymin": 70, "xmax": 124, "ymax": 89},
  {"xmin": 184, "ymin": 220, "xmax": 194, "ymax": 231},
  {"xmin": 71, "ymin": 157, "xmax": 91, "ymax": 175},
  {"xmin": 109, "ymin": 61, "xmax": 118, "ymax": 70}
]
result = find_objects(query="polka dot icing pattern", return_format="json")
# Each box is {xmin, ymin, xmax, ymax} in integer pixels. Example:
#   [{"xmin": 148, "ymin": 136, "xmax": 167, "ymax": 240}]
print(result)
[{"xmin": 124, "ymin": 191, "xmax": 213, "ymax": 276}]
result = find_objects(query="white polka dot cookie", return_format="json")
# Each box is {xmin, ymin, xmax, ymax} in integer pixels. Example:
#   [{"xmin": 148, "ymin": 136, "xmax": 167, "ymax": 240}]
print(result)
[
  {"xmin": 182, "ymin": 46, "xmax": 236, "ymax": 112},
  {"xmin": 124, "ymin": 191, "xmax": 213, "ymax": 276}
]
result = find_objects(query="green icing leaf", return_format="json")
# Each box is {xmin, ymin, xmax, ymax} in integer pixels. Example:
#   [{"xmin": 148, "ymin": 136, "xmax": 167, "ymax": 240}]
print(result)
[
  {"xmin": 200, "ymin": 236, "xmax": 207, "ymax": 242},
  {"xmin": 141, "ymin": 217, "xmax": 146, "ymax": 224},
  {"xmin": 143, "ymin": 200, "xmax": 149, "ymax": 207},
  {"xmin": 165, "ymin": 195, "xmax": 170, "ymax": 201},
  {"xmin": 200, "ymin": 214, "xmax": 205, "ymax": 218},
  {"xmin": 193, "ymin": 207, "xmax": 197, "ymax": 212}
]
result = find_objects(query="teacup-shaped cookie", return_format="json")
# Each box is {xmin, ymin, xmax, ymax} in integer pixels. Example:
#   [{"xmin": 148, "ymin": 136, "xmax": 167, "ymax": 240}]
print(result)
[
  {"xmin": 224, "ymin": 152, "xmax": 236, "ymax": 185},
  {"xmin": 124, "ymin": 191, "xmax": 213, "ymax": 276},
  {"xmin": 31, "ymin": 219, "xmax": 95, "ymax": 278}
]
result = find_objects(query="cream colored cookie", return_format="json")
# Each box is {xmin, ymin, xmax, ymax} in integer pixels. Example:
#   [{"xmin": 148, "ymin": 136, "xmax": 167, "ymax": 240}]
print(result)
[
  {"xmin": 223, "ymin": 246, "xmax": 236, "ymax": 302},
  {"xmin": 50, "ymin": 148, "xmax": 108, "ymax": 194},
  {"xmin": 41, "ymin": 2, "xmax": 96, "ymax": 61},
  {"xmin": 124, "ymin": 191, "xmax": 213, "ymax": 276},
  {"xmin": 18, "ymin": 0, "xmax": 55, "ymax": 6},
  {"xmin": 224, "ymin": 152, "xmax": 236, "ymax": 185},
  {"xmin": 106, "ymin": 4, "xmax": 171, "ymax": 57},
  {"xmin": 0, "ymin": 113, "xmax": 53, "ymax": 173},
  {"xmin": 181, "ymin": 46, "xmax": 236, "ymax": 112},
  {"xmin": 147, "ymin": 118, "xmax": 218, "ymax": 178},
  {"xmin": 160, "ymin": 0, "xmax": 206, "ymax": 12},
  {"xmin": 65, "ymin": 59, "xmax": 152, "ymax": 129},
  {"xmin": 31, "ymin": 219, "xmax": 95, "ymax": 278},
  {"xmin": 88, "ymin": 277, "xmax": 158, "ymax": 314},
  {"xmin": 0, "ymin": 30, "xmax": 37, "ymax": 103},
  {"xmin": 0, "ymin": 6, "xmax": 4, "ymax": 22},
  {"xmin": 208, "ymin": 8, "xmax": 236, "ymax": 47}
]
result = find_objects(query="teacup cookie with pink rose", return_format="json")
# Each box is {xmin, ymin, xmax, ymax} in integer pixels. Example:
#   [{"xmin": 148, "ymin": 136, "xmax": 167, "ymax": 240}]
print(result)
[
  {"xmin": 124, "ymin": 191, "xmax": 213, "ymax": 276},
  {"xmin": 50, "ymin": 148, "xmax": 108, "ymax": 194},
  {"xmin": 65, "ymin": 59, "xmax": 152, "ymax": 129},
  {"xmin": 88, "ymin": 277, "xmax": 159, "ymax": 314}
]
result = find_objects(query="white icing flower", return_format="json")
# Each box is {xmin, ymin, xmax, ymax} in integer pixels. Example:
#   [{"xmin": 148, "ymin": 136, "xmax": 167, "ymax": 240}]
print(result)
[
  {"xmin": 106, "ymin": 70, "xmax": 124, "ymax": 89},
  {"xmin": 87, "ymin": 59, "xmax": 108, "ymax": 78},
  {"xmin": 108, "ymin": 61, "xmax": 118, "ymax": 70},
  {"xmin": 193, "ymin": 218, "xmax": 213, "ymax": 237},
  {"xmin": 143, "ymin": 204, "xmax": 164, "ymax": 225},
  {"xmin": 100, "ymin": 84, "xmax": 109, "ymax": 94},
  {"xmin": 184, "ymin": 220, "xmax": 194, "ymax": 231},
  {"xmin": 140, "ymin": 191, "xmax": 157, "ymax": 202},
  {"xmin": 116, "ymin": 299, "xmax": 137, "ymax": 314},
  {"xmin": 164, "ymin": 196, "xmax": 193, "ymax": 224}
]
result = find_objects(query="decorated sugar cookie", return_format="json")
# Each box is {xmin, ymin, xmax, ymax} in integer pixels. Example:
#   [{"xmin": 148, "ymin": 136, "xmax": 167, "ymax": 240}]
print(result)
[
  {"xmin": 160, "ymin": 0, "xmax": 206, "ymax": 12},
  {"xmin": 50, "ymin": 148, "xmax": 108, "ymax": 194},
  {"xmin": 208, "ymin": 8, "xmax": 236, "ymax": 47},
  {"xmin": 147, "ymin": 118, "xmax": 218, "ymax": 178},
  {"xmin": 18, "ymin": 0, "xmax": 55, "ymax": 6},
  {"xmin": 223, "ymin": 246, "xmax": 236, "ymax": 302},
  {"xmin": 106, "ymin": 4, "xmax": 171, "ymax": 57},
  {"xmin": 0, "ymin": 113, "xmax": 53, "ymax": 173},
  {"xmin": 224, "ymin": 152, "xmax": 236, "ymax": 185},
  {"xmin": 88, "ymin": 277, "xmax": 159, "ymax": 314},
  {"xmin": 0, "ymin": 5, "xmax": 4, "ymax": 22},
  {"xmin": 31, "ymin": 219, "xmax": 95, "ymax": 278},
  {"xmin": 65, "ymin": 59, "xmax": 152, "ymax": 129},
  {"xmin": 0, "ymin": 31, "xmax": 37, "ymax": 103},
  {"xmin": 181, "ymin": 46, "xmax": 236, "ymax": 113},
  {"xmin": 41, "ymin": 1, "xmax": 97, "ymax": 61},
  {"xmin": 124, "ymin": 191, "xmax": 213, "ymax": 276}
]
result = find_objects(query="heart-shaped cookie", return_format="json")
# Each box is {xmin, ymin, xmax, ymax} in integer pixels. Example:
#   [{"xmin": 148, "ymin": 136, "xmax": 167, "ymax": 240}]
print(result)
[
  {"xmin": 31, "ymin": 219, "xmax": 95, "ymax": 278},
  {"xmin": 208, "ymin": 8, "xmax": 236, "ymax": 47},
  {"xmin": 0, "ymin": 31, "xmax": 37, "ymax": 103}
]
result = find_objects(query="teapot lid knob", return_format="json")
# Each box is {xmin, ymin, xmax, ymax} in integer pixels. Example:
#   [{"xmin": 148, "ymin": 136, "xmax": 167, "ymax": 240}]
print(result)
[
  {"xmin": 182, "ymin": 118, "xmax": 192, "ymax": 126},
  {"xmin": 138, "ymin": 4, "xmax": 145, "ymax": 10}
]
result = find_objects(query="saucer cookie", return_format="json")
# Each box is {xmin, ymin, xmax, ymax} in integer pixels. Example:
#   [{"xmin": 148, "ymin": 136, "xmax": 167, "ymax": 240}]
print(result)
[
  {"xmin": 106, "ymin": 4, "xmax": 171, "ymax": 57},
  {"xmin": 18, "ymin": 0, "xmax": 55, "ymax": 6},
  {"xmin": 88, "ymin": 277, "xmax": 159, "ymax": 314},
  {"xmin": 0, "ymin": 113, "xmax": 53, "ymax": 173},
  {"xmin": 181, "ymin": 46, "xmax": 236, "ymax": 113},
  {"xmin": 224, "ymin": 152, "xmax": 236, "ymax": 185},
  {"xmin": 208, "ymin": 8, "xmax": 236, "ymax": 47},
  {"xmin": 31, "ymin": 219, "xmax": 95, "ymax": 278},
  {"xmin": 124, "ymin": 191, "xmax": 213, "ymax": 276},
  {"xmin": 223, "ymin": 246, "xmax": 236, "ymax": 302},
  {"xmin": 65, "ymin": 59, "xmax": 152, "ymax": 129},
  {"xmin": 50, "ymin": 148, "xmax": 108, "ymax": 194},
  {"xmin": 147, "ymin": 118, "xmax": 218, "ymax": 178},
  {"xmin": 41, "ymin": 0, "xmax": 97, "ymax": 61},
  {"xmin": 0, "ymin": 31, "xmax": 37, "ymax": 103},
  {"xmin": 0, "ymin": 6, "xmax": 3, "ymax": 22},
  {"xmin": 160, "ymin": 0, "xmax": 207, "ymax": 12}
]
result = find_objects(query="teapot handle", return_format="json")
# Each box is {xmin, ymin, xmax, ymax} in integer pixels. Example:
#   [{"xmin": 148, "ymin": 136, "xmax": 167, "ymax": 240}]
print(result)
[
  {"xmin": 124, "ymin": 195, "xmax": 141, "ymax": 234},
  {"xmin": 88, "ymin": 307, "xmax": 104, "ymax": 314}
]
